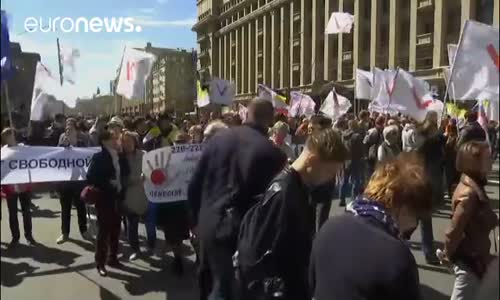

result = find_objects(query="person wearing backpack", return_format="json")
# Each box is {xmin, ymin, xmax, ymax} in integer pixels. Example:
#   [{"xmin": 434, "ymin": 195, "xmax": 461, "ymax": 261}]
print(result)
[
  {"xmin": 235, "ymin": 128, "xmax": 347, "ymax": 300},
  {"xmin": 363, "ymin": 116, "xmax": 385, "ymax": 178},
  {"xmin": 188, "ymin": 98, "xmax": 287, "ymax": 300}
]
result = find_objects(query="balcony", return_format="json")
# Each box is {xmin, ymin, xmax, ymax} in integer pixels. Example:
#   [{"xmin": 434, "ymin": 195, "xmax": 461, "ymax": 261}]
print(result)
[
  {"xmin": 197, "ymin": 33, "xmax": 210, "ymax": 43},
  {"xmin": 257, "ymin": 72, "xmax": 263, "ymax": 79},
  {"xmin": 257, "ymin": 50, "xmax": 263, "ymax": 58},
  {"xmin": 292, "ymin": 38, "xmax": 300, "ymax": 47},
  {"xmin": 257, "ymin": 27, "xmax": 264, "ymax": 36},
  {"xmin": 292, "ymin": 63, "xmax": 300, "ymax": 72},
  {"xmin": 416, "ymin": 33, "xmax": 433, "ymax": 46},
  {"xmin": 198, "ymin": 9, "xmax": 213, "ymax": 22},
  {"xmin": 342, "ymin": 51, "xmax": 353, "ymax": 62},
  {"xmin": 418, "ymin": 0, "xmax": 433, "ymax": 11}
]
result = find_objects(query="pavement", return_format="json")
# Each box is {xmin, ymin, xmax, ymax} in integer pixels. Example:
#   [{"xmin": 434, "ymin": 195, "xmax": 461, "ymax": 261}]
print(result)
[{"xmin": 1, "ymin": 161, "xmax": 499, "ymax": 300}]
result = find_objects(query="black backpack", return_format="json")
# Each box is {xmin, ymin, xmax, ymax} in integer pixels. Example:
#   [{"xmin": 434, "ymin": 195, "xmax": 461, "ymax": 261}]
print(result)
[{"xmin": 235, "ymin": 168, "xmax": 292, "ymax": 300}]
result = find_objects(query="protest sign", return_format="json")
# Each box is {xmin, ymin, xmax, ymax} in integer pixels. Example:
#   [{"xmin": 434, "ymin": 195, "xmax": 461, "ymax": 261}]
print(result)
[
  {"xmin": 142, "ymin": 144, "xmax": 203, "ymax": 203},
  {"xmin": 1, "ymin": 146, "xmax": 99, "ymax": 185}
]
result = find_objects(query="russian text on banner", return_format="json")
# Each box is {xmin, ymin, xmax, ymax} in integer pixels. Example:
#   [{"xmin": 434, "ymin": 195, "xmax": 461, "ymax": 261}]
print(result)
[
  {"xmin": 142, "ymin": 144, "xmax": 203, "ymax": 203},
  {"xmin": 1, "ymin": 146, "xmax": 99, "ymax": 185}
]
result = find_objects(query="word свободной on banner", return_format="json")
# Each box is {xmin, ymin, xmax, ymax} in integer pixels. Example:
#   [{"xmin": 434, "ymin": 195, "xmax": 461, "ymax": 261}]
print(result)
[{"xmin": 1, "ymin": 146, "xmax": 100, "ymax": 185}]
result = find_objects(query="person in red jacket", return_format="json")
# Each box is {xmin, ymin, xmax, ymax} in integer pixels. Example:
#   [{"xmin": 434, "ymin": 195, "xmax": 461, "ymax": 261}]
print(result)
[{"xmin": 1, "ymin": 128, "xmax": 36, "ymax": 247}]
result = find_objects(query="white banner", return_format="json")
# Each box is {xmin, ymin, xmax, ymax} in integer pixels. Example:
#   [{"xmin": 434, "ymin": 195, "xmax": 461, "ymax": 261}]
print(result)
[
  {"xmin": 325, "ymin": 12, "xmax": 354, "ymax": 34},
  {"xmin": 210, "ymin": 78, "xmax": 235, "ymax": 106},
  {"xmin": 142, "ymin": 144, "xmax": 203, "ymax": 203},
  {"xmin": 1, "ymin": 146, "xmax": 99, "ymax": 185},
  {"xmin": 116, "ymin": 48, "xmax": 156, "ymax": 100}
]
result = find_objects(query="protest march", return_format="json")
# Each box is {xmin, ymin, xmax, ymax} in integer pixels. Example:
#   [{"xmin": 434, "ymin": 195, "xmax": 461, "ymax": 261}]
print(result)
[{"xmin": 1, "ymin": 3, "xmax": 500, "ymax": 300}]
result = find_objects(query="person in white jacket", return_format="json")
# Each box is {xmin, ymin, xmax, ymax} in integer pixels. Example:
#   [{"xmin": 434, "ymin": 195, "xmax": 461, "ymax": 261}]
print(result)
[{"xmin": 402, "ymin": 120, "xmax": 422, "ymax": 152}]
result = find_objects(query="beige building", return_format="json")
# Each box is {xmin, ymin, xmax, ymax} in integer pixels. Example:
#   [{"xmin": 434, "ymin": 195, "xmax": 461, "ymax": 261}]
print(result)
[
  {"xmin": 193, "ymin": 0, "xmax": 499, "ymax": 102},
  {"xmin": 117, "ymin": 43, "xmax": 197, "ymax": 116}
]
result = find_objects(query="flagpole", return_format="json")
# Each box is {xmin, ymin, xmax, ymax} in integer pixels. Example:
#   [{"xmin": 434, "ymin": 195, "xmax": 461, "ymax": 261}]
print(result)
[
  {"xmin": 56, "ymin": 38, "xmax": 63, "ymax": 86},
  {"xmin": 3, "ymin": 81, "xmax": 14, "ymax": 128},
  {"xmin": 444, "ymin": 21, "xmax": 467, "ymax": 106},
  {"xmin": 115, "ymin": 46, "xmax": 126, "ymax": 115}
]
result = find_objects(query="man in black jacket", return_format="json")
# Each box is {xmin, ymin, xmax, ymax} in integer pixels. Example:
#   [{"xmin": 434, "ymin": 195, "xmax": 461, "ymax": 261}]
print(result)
[
  {"xmin": 457, "ymin": 111, "xmax": 486, "ymax": 149},
  {"xmin": 188, "ymin": 98, "xmax": 287, "ymax": 300}
]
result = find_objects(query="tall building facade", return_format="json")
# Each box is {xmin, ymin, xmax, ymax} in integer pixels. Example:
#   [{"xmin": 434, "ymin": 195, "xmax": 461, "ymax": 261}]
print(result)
[
  {"xmin": 193, "ymin": 0, "xmax": 499, "ymax": 102},
  {"xmin": 118, "ymin": 43, "xmax": 197, "ymax": 116}
]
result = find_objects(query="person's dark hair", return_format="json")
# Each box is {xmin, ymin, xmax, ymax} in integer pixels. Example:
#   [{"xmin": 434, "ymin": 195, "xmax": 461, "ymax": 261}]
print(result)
[
  {"xmin": 465, "ymin": 111, "xmax": 478, "ymax": 123},
  {"xmin": 375, "ymin": 116, "xmax": 386, "ymax": 128},
  {"xmin": 247, "ymin": 97, "xmax": 274, "ymax": 127},
  {"xmin": 310, "ymin": 115, "xmax": 333, "ymax": 130},
  {"xmin": 158, "ymin": 112, "xmax": 172, "ymax": 122},
  {"xmin": 133, "ymin": 117, "xmax": 146, "ymax": 129},
  {"xmin": 76, "ymin": 120, "xmax": 88, "ymax": 132},
  {"xmin": 306, "ymin": 128, "xmax": 348, "ymax": 162},
  {"xmin": 123, "ymin": 117, "xmax": 134, "ymax": 131},
  {"xmin": 98, "ymin": 130, "xmax": 113, "ymax": 144},
  {"xmin": 456, "ymin": 141, "xmax": 490, "ymax": 179},
  {"xmin": 359, "ymin": 110, "xmax": 370, "ymax": 120},
  {"xmin": 54, "ymin": 113, "xmax": 65, "ymax": 123}
]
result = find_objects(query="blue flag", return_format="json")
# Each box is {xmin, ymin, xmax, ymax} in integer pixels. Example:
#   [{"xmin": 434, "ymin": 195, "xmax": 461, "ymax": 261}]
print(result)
[{"xmin": 1, "ymin": 10, "xmax": 13, "ymax": 81}]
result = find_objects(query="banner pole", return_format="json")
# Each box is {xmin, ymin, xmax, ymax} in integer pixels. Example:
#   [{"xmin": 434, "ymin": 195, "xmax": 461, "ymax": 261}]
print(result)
[
  {"xmin": 3, "ymin": 81, "xmax": 14, "ymax": 129},
  {"xmin": 56, "ymin": 38, "xmax": 63, "ymax": 86},
  {"xmin": 444, "ymin": 21, "xmax": 467, "ymax": 107}
]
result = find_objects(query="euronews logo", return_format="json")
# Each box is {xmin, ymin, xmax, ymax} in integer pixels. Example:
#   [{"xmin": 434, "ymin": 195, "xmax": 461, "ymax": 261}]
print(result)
[{"xmin": 24, "ymin": 17, "xmax": 142, "ymax": 33}]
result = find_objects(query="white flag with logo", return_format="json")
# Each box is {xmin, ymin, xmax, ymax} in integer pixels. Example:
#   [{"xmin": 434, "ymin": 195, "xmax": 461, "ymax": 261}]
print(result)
[
  {"xmin": 116, "ymin": 48, "xmax": 156, "ymax": 100},
  {"xmin": 30, "ymin": 62, "xmax": 61, "ymax": 121},
  {"xmin": 449, "ymin": 20, "xmax": 499, "ymax": 101},
  {"xmin": 59, "ymin": 44, "xmax": 80, "ymax": 84},
  {"xmin": 370, "ymin": 68, "xmax": 400, "ymax": 108},
  {"xmin": 289, "ymin": 91, "xmax": 316, "ymax": 117},
  {"xmin": 355, "ymin": 69, "xmax": 373, "ymax": 99},
  {"xmin": 320, "ymin": 88, "xmax": 351, "ymax": 120},
  {"xmin": 209, "ymin": 78, "xmax": 235, "ymax": 106},
  {"xmin": 392, "ymin": 69, "xmax": 444, "ymax": 122},
  {"xmin": 325, "ymin": 12, "xmax": 354, "ymax": 34}
]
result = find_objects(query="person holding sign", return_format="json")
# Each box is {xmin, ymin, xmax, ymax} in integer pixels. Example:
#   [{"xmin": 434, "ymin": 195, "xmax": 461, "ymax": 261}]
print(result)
[
  {"xmin": 1, "ymin": 128, "xmax": 36, "ymax": 247},
  {"xmin": 86, "ymin": 130, "xmax": 130, "ymax": 277}
]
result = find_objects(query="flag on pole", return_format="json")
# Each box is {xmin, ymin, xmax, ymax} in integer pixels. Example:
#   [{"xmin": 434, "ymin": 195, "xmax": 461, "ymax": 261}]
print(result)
[
  {"xmin": 0, "ymin": 10, "xmax": 13, "ymax": 81},
  {"xmin": 238, "ymin": 103, "xmax": 248, "ymax": 122},
  {"xmin": 448, "ymin": 20, "xmax": 499, "ymax": 101},
  {"xmin": 370, "ymin": 68, "xmax": 400, "ymax": 108},
  {"xmin": 320, "ymin": 88, "xmax": 351, "ymax": 120},
  {"xmin": 355, "ymin": 69, "xmax": 373, "ymax": 100},
  {"xmin": 58, "ymin": 42, "xmax": 80, "ymax": 84},
  {"xmin": 289, "ymin": 91, "xmax": 316, "ymax": 117},
  {"xmin": 209, "ymin": 78, "xmax": 235, "ymax": 106},
  {"xmin": 325, "ymin": 12, "xmax": 354, "ymax": 34},
  {"xmin": 116, "ymin": 48, "xmax": 156, "ymax": 100},
  {"xmin": 30, "ymin": 62, "xmax": 61, "ymax": 121},
  {"xmin": 197, "ymin": 80, "xmax": 210, "ymax": 107},
  {"xmin": 257, "ymin": 84, "xmax": 288, "ymax": 114}
]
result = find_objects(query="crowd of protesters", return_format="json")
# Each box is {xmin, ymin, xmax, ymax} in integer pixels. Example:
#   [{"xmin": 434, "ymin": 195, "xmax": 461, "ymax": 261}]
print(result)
[{"xmin": 1, "ymin": 99, "xmax": 499, "ymax": 300}]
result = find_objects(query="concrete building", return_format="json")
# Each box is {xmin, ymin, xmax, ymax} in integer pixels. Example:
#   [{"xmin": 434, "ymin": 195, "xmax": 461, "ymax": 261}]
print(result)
[
  {"xmin": 1, "ymin": 42, "xmax": 41, "ymax": 128},
  {"xmin": 193, "ymin": 0, "xmax": 499, "ymax": 102},
  {"xmin": 117, "ymin": 43, "xmax": 197, "ymax": 116}
]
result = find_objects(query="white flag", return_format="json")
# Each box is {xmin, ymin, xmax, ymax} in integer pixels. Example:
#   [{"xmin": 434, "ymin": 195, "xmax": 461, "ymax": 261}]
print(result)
[
  {"xmin": 257, "ymin": 84, "xmax": 289, "ymax": 111},
  {"xmin": 355, "ymin": 69, "xmax": 373, "ymax": 99},
  {"xmin": 449, "ymin": 20, "xmax": 499, "ymax": 101},
  {"xmin": 388, "ymin": 69, "xmax": 444, "ymax": 122},
  {"xmin": 370, "ymin": 68, "xmax": 400, "ymax": 108},
  {"xmin": 209, "ymin": 78, "xmax": 235, "ymax": 106},
  {"xmin": 59, "ymin": 44, "xmax": 80, "ymax": 84},
  {"xmin": 320, "ymin": 88, "xmax": 351, "ymax": 120},
  {"xmin": 30, "ymin": 62, "xmax": 61, "ymax": 121},
  {"xmin": 289, "ymin": 91, "xmax": 316, "ymax": 117},
  {"xmin": 325, "ymin": 12, "xmax": 354, "ymax": 34},
  {"xmin": 116, "ymin": 48, "xmax": 156, "ymax": 100}
]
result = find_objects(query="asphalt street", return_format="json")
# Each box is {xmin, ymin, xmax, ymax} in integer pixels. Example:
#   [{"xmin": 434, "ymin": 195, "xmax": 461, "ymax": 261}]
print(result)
[{"xmin": 1, "ymin": 161, "xmax": 499, "ymax": 300}]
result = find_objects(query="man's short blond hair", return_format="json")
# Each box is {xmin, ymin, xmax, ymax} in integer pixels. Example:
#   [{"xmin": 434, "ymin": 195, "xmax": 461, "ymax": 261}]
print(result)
[{"xmin": 306, "ymin": 128, "xmax": 348, "ymax": 162}]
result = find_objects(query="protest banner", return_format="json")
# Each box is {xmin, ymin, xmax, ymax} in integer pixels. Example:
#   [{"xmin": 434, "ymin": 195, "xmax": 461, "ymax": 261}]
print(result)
[
  {"xmin": 1, "ymin": 146, "xmax": 99, "ymax": 185},
  {"xmin": 142, "ymin": 144, "xmax": 203, "ymax": 203}
]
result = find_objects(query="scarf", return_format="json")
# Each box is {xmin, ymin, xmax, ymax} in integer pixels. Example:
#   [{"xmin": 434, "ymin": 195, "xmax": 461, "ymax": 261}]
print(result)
[{"xmin": 346, "ymin": 196, "xmax": 399, "ymax": 238}]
